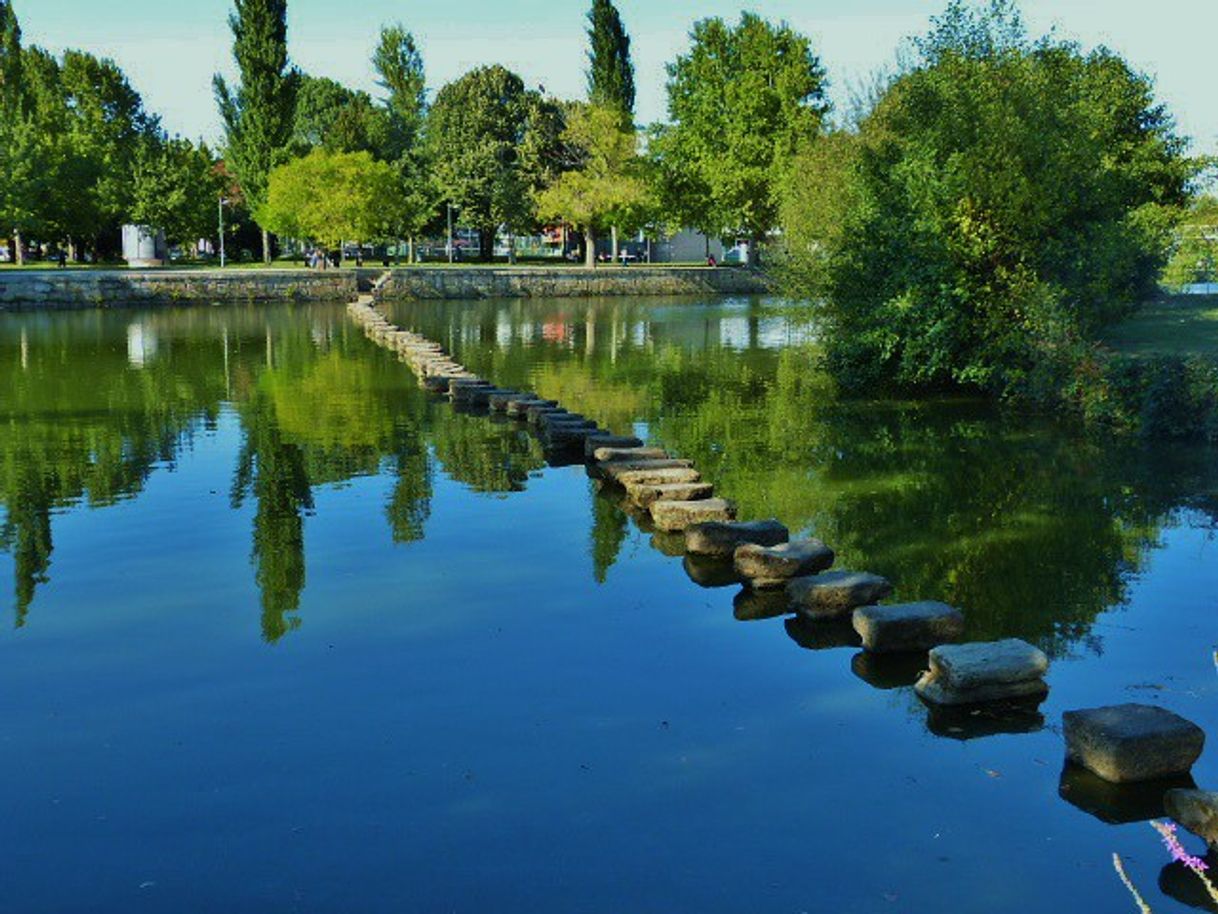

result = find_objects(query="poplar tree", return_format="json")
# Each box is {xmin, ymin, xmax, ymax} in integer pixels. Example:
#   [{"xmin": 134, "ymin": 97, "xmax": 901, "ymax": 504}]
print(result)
[
  {"xmin": 214, "ymin": 0, "xmax": 297, "ymax": 263},
  {"xmin": 0, "ymin": 0, "xmax": 30, "ymax": 263},
  {"xmin": 586, "ymin": 0, "xmax": 635, "ymax": 116}
]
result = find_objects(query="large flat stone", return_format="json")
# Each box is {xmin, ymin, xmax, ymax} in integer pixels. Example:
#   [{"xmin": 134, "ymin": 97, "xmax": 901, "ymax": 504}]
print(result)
[
  {"xmin": 614, "ymin": 466, "xmax": 703, "ymax": 488},
  {"xmin": 487, "ymin": 391, "xmax": 526, "ymax": 411},
  {"xmin": 1165, "ymin": 789, "xmax": 1218, "ymax": 846},
  {"xmin": 1063, "ymin": 704, "xmax": 1205, "ymax": 784},
  {"xmin": 916, "ymin": 639, "xmax": 1048, "ymax": 705},
  {"xmin": 593, "ymin": 446, "xmax": 668, "ymax": 463},
  {"xmin": 853, "ymin": 601, "xmax": 965, "ymax": 653},
  {"xmin": 650, "ymin": 498, "xmax": 736, "ymax": 532},
  {"xmin": 506, "ymin": 398, "xmax": 557, "ymax": 417},
  {"xmin": 787, "ymin": 571, "xmax": 894, "ymax": 620},
  {"xmin": 584, "ymin": 434, "xmax": 645, "ymax": 458},
  {"xmin": 685, "ymin": 519, "xmax": 789, "ymax": 558},
  {"xmin": 602, "ymin": 460, "xmax": 697, "ymax": 484},
  {"xmin": 625, "ymin": 481, "xmax": 714, "ymax": 508},
  {"xmin": 734, "ymin": 539, "xmax": 834, "ymax": 589},
  {"xmin": 526, "ymin": 405, "xmax": 569, "ymax": 425}
]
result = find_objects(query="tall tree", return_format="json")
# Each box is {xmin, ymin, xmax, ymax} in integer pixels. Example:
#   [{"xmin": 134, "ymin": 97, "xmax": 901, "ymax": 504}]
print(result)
[
  {"xmin": 427, "ymin": 65, "xmax": 560, "ymax": 261},
  {"xmin": 59, "ymin": 50, "xmax": 157, "ymax": 255},
  {"xmin": 373, "ymin": 24, "xmax": 426, "ymax": 157},
  {"xmin": 0, "ymin": 0, "xmax": 31, "ymax": 263},
  {"xmin": 586, "ymin": 0, "xmax": 635, "ymax": 116},
  {"xmin": 660, "ymin": 13, "xmax": 829, "ymax": 264},
  {"xmin": 372, "ymin": 24, "xmax": 434, "ymax": 262},
  {"xmin": 214, "ymin": 0, "xmax": 298, "ymax": 264}
]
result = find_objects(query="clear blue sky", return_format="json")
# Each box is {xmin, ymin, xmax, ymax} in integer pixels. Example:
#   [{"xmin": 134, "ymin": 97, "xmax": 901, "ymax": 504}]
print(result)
[{"xmin": 16, "ymin": 0, "xmax": 1217, "ymax": 156}]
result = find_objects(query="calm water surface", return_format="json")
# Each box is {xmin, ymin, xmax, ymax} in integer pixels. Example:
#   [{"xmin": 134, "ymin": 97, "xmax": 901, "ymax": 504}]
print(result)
[{"xmin": 2, "ymin": 297, "xmax": 1217, "ymax": 913}]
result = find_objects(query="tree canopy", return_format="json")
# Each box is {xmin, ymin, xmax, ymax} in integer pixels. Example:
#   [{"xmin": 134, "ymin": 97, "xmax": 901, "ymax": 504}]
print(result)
[
  {"xmin": 536, "ymin": 104, "xmax": 649, "ymax": 267},
  {"xmin": 658, "ymin": 13, "xmax": 829, "ymax": 258},
  {"xmin": 586, "ymin": 0, "xmax": 635, "ymax": 116},
  {"xmin": 261, "ymin": 148, "xmax": 398, "ymax": 251},
  {"xmin": 426, "ymin": 65, "xmax": 561, "ymax": 260},
  {"xmin": 782, "ymin": 0, "xmax": 1198, "ymax": 397}
]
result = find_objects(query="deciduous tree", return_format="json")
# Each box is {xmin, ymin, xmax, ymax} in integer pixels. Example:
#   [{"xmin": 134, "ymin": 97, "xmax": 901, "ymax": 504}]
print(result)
[
  {"xmin": 214, "ymin": 0, "xmax": 298, "ymax": 263},
  {"xmin": 536, "ymin": 104, "xmax": 649, "ymax": 268},
  {"xmin": 660, "ymin": 13, "xmax": 829, "ymax": 264}
]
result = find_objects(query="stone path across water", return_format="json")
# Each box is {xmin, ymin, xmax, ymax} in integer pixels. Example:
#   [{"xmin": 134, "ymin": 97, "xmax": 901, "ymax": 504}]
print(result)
[{"xmin": 347, "ymin": 289, "xmax": 1211, "ymax": 836}]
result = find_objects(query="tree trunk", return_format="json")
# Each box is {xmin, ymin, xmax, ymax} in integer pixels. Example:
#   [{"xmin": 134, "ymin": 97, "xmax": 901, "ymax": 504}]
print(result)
[
  {"xmin": 584, "ymin": 226, "xmax": 597, "ymax": 269},
  {"xmin": 478, "ymin": 228, "xmax": 494, "ymax": 262},
  {"xmin": 508, "ymin": 233, "xmax": 516, "ymax": 265},
  {"xmin": 262, "ymin": 228, "xmax": 271, "ymax": 264},
  {"xmin": 14, "ymin": 230, "xmax": 23, "ymax": 267},
  {"xmin": 748, "ymin": 235, "xmax": 761, "ymax": 268},
  {"xmin": 611, "ymin": 226, "xmax": 619, "ymax": 265}
]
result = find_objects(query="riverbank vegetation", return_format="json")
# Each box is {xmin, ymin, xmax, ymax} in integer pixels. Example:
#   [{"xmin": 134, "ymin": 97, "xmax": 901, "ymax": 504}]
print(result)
[{"xmin": 778, "ymin": 1, "xmax": 1215, "ymax": 439}]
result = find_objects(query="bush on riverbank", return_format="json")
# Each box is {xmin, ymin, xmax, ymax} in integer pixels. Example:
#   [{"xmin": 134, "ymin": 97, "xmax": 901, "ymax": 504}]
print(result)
[{"xmin": 779, "ymin": 1, "xmax": 1207, "ymax": 438}]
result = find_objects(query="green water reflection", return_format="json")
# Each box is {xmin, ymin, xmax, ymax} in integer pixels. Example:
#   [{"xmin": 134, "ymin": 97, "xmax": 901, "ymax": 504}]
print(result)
[{"xmin": 2, "ymin": 298, "xmax": 1216, "ymax": 657}]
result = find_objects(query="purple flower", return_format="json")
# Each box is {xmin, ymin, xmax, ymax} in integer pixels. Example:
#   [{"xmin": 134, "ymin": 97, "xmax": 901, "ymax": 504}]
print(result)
[{"xmin": 1153, "ymin": 820, "xmax": 1209, "ymax": 872}]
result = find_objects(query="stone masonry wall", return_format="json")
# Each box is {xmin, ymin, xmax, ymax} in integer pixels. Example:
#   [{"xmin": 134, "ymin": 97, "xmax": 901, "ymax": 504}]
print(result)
[
  {"xmin": 373, "ymin": 267, "xmax": 770, "ymax": 301},
  {"xmin": 0, "ymin": 266, "xmax": 769, "ymax": 311},
  {"xmin": 0, "ymin": 270, "xmax": 358, "ymax": 311}
]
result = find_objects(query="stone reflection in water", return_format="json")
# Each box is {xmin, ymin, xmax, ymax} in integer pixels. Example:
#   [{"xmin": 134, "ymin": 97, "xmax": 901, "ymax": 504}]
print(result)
[
  {"xmin": 922, "ymin": 697, "xmax": 1046, "ymax": 741},
  {"xmin": 1160, "ymin": 851, "xmax": 1218, "ymax": 912},
  {"xmin": 783, "ymin": 616, "xmax": 862, "ymax": 651},
  {"xmin": 733, "ymin": 587, "xmax": 790, "ymax": 621},
  {"xmin": 849, "ymin": 651, "xmax": 926, "ymax": 691},
  {"xmin": 682, "ymin": 554, "xmax": 741, "ymax": 589},
  {"xmin": 1058, "ymin": 763, "xmax": 1196, "ymax": 825}
]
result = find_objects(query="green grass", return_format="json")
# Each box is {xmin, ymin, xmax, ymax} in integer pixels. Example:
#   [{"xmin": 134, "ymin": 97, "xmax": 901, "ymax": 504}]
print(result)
[{"xmin": 1102, "ymin": 294, "xmax": 1218, "ymax": 357}]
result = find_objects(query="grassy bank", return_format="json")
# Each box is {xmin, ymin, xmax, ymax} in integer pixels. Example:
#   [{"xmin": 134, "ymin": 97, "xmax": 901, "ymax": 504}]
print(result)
[
  {"xmin": 1069, "ymin": 294, "xmax": 1218, "ymax": 440},
  {"xmin": 1102, "ymin": 295, "xmax": 1218, "ymax": 357}
]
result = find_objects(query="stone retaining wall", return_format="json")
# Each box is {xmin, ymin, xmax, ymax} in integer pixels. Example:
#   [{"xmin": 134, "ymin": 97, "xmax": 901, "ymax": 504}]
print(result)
[
  {"xmin": 0, "ymin": 269, "xmax": 358, "ymax": 311},
  {"xmin": 0, "ymin": 266, "xmax": 769, "ymax": 311},
  {"xmin": 373, "ymin": 266, "xmax": 769, "ymax": 301}
]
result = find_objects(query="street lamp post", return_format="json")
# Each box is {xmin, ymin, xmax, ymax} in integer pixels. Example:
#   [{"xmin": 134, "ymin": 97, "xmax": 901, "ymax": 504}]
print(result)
[{"xmin": 218, "ymin": 196, "xmax": 229, "ymax": 268}]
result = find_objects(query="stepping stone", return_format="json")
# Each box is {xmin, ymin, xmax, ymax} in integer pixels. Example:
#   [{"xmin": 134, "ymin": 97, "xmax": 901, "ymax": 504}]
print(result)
[
  {"xmin": 787, "ymin": 571, "xmax": 893, "ymax": 620},
  {"xmin": 1063, "ymin": 703, "xmax": 1205, "ymax": 784},
  {"xmin": 626, "ymin": 481, "xmax": 714, "ymax": 508},
  {"xmin": 585, "ymin": 434, "xmax": 644, "ymax": 458},
  {"xmin": 544, "ymin": 425, "xmax": 600, "ymax": 447},
  {"xmin": 612, "ymin": 466, "xmax": 702, "ymax": 487},
  {"xmin": 506, "ymin": 398, "xmax": 557, "ymax": 417},
  {"xmin": 1165, "ymin": 789, "xmax": 1218, "ymax": 846},
  {"xmin": 601, "ymin": 459, "xmax": 696, "ymax": 483},
  {"xmin": 451, "ymin": 384, "xmax": 493, "ymax": 405},
  {"xmin": 650, "ymin": 498, "xmax": 736, "ymax": 532},
  {"xmin": 593, "ymin": 446, "xmax": 668, "ymax": 463},
  {"xmin": 422, "ymin": 376, "xmax": 454, "ymax": 393},
  {"xmin": 916, "ymin": 639, "xmax": 1048, "ymax": 706},
  {"xmin": 488, "ymin": 391, "xmax": 526, "ymax": 411},
  {"xmin": 734, "ymin": 539, "xmax": 834, "ymax": 589},
  {"xmin": 685, "ymin": 519, "xmax": 789, "ymax": 558},
  {"xmin": 853, "ymin": 601, "xmax": 965, "ymax": 653},
  {"xmin": 526, "ymin": 405, "xmax": 569, "ymax": 425},
  {"xmin": 538, "ymin": 413, "xmax": 594, "ymax": 429}
]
